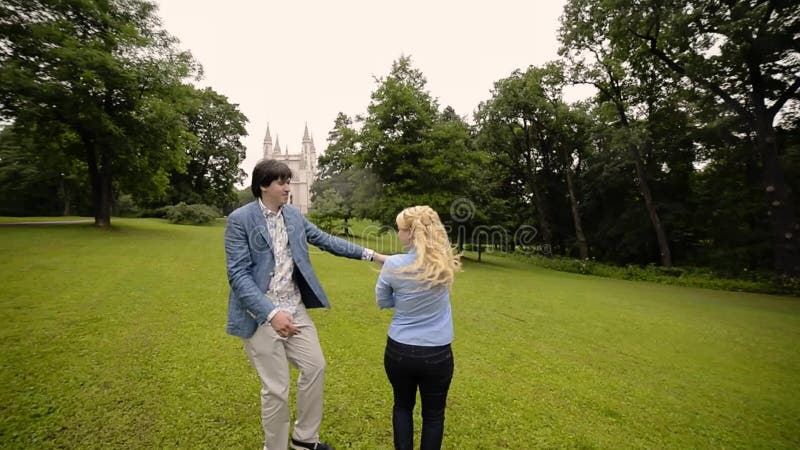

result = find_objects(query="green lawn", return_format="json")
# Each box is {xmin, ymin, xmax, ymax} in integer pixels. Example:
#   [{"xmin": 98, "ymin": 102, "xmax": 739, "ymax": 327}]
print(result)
[{"xmin": 1, "ymin": 219, "xmax": 798, "ymax": 449}]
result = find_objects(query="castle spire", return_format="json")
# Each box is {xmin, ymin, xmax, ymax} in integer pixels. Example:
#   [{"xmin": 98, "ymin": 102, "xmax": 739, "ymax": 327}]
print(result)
[
  {"xmin": 262, "ymin": 123, "xmax": 274, "ymax": 158},
  {"xmin": 302, "ymin": 122, "xmax": 312, "ymax": 143},
  {"xmin": 309, "ymin": 133, "xmax": 317, "ymax": 174},
  {"xmin": 274, "ymin": 136, "xmax": 282, "ymax": 155},
  {"xmin": 264, "ymin": 124, "xmax": 272, "ymax": 144}
]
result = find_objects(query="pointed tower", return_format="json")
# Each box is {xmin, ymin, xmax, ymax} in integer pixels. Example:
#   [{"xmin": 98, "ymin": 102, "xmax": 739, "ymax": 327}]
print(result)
[
  {"xmin": 309, "ymin": 134, "xmax": 317, "ymax": 176},
  {"xmin": 274, "ymin": 136, "xmax": 282, "ymax": 155},
  {"xmin": 300, "ymin": 123, "xmax": 312, "ymax": 170},
  {"xmin": 262, "ymin": 124, "xmax": 273, "ymax": 158}
]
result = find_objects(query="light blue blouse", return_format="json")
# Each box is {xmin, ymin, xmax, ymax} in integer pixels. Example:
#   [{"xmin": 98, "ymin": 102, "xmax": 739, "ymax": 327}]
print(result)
[{"xmin": 375, "ymin": 251, "xmax": 454, "ymax": 346}]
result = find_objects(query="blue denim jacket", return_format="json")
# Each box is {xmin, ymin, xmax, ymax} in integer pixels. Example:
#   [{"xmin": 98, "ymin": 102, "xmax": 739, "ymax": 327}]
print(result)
[{"xmin": 224, "ymin": 201, "xmax": 365, "ymax": 338}]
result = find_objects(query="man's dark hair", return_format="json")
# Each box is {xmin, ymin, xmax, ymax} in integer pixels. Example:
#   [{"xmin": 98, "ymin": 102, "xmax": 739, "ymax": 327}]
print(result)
[{"xmin": 251, "ymin": 159, "xmax": 292, "ymax": 198}]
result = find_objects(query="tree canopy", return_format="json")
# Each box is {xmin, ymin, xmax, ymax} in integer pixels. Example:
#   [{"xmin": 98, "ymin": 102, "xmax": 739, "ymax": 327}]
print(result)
[{"xmin": 0, "ymin": 0, "xmax": 247, "ymax": 225}]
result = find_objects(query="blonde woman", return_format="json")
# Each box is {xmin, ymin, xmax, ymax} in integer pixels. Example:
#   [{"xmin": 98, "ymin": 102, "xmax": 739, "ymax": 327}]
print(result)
[{"xmin": 376, "ymin": 206, "xmax": 461, "ymax": 450}]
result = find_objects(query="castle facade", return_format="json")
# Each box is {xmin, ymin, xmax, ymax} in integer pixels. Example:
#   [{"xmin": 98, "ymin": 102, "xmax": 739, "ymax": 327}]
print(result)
[{"xmin": 261, "ymin": 124, "xmax": 317, "ymax": 214}]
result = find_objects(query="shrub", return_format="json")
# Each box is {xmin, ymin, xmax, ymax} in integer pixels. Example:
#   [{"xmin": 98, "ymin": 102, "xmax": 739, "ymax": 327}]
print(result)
[
  {"xmin": 510, "ymin": 252, "xmax": 799, "ymax": 297},
  {"xmin": 165, "ymin": 203, "xmax": 219, "ymax": 225},
  {"xmin": 114, "ymin": 194, "xmax": 139, "ymax": 217},
  {"xmin": 136, "ymin": 206, "xmax": 170, "ymax": 218}
]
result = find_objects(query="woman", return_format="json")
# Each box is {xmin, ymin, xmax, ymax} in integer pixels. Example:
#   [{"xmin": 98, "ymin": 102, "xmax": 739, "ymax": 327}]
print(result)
[{"xmin": 375, "ymin": 205, "xmax": 461, "ymax": 450}]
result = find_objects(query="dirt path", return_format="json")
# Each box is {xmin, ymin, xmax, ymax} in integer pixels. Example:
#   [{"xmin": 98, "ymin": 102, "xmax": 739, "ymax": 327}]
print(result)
[{"xmin": 0, "ymin": 219, "xmax": 94, "ymax": 226}]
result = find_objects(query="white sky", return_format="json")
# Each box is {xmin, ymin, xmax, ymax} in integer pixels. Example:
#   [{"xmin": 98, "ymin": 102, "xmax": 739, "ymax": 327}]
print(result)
[{"xmin": 154, "ymin": 0, "xmax": 592, "ymax": 184}]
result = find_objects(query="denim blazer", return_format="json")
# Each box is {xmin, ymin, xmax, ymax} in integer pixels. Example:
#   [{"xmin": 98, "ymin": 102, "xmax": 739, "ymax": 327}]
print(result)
[{"xmin": 224, "ymin": 201, "xmax": 365, "ymax": 338}]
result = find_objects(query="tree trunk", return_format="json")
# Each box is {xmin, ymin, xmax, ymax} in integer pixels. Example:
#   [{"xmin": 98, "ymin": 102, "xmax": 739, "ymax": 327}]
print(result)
[
  {"xmin": 630, "ymin": 144, "xmax": 672, "ymax": 267},
  {"xmin": 59, "ymin": 177, "xmax": 72, "ymax": 216},
  {"xmin": 517, "ymin": 121, "xmax": 553, "ymax": 253},
  {"xmin": 477, "ymin": 233, "xmax": 482, "ymax": 262},
  {"xmin": 97, "ymin": 169, "xmax": 112, "ymax": 227},
  {"xmin": 749, "ymin": 57, "xmax": 800, "ymax": 276},
  {"xmin": 609, "ymin": 93, "xmax": 672, "ymax": 267},
  {"xmin": 343, "ymin": 217, "xmax": 352, "ymax": 237},
  {"xmin": 86, "ymin": 142, "xmax": 112, "ymax": 227},
  {"xmin": 564, "ymin": 157, "xmax": 589, "ymax": 259},
  {"xmin": 527, "ymin": 173, "xmax": 553, "ymax": 251},
  {"xmin": 62, "ymin": 190, "xmax": 72, "ymax": 216},
  {"xmin": 757, "ymin": 122, "xmax": 800, "ymax": 276}
]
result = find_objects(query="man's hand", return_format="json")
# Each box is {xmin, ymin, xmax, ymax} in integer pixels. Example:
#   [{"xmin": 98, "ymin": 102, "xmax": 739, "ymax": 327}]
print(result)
[
  {"xmin": 270, "ymin": 311, "xmax": 300, "ymax": 338},
  {"xmin": 372, "ymin": 252, "xmax": 387, "ymax": 266}
]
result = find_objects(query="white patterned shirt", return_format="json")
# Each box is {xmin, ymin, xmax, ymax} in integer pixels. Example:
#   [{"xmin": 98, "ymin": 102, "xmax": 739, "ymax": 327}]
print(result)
[{"xmin": 259, "ymin": 199, "xmax": 302, "ymax": 320}]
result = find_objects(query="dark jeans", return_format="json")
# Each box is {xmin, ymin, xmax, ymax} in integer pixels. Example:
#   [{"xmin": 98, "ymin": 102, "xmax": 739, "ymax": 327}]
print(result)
[{"xmin": 384, "ymin": 337, "xmax": 454, "ymax": 450}]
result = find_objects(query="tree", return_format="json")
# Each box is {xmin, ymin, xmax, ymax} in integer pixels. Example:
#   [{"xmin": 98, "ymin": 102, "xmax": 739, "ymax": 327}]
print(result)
[
  {"xmin": 560, "ymin": 2, "xmax": 677, "ymax": 266},
  {"xmin": 0, "ymin": 0, "xmax": 199, "ymax": 226},
  {"xmin": 476, "ymin": 64, "xmax": 590, "ymax": 255},
  {"xmin": 359, "ymin": 56, "xmax": 440, "ymax": 224},
  {"xmin": 359, "ymin": 55, "xmax": 485, "ymax": 226},
  {"xmin": 560, "ymin": 0, "xmax": 800, "ymax": 274},
  {"xmin": 167, "ymin": 87, "xmax": 248, "ymax": 211},
  {"xmin": 0, "ymin": 123, "xmax": 89, "ymax": 216},
  {"xmin": 316, "ymin": 113, "xmax": 360, "ymax": 179},
  {"xmin": 311, "ymin": 113, "xmax": 380, "ymax": 235},
  {"xmin": 623, "ymin": 0, "xmax": 800, "ymax": 275},
  {"xmin": 557, "ymin": 102, "xmax": 592, "ymax": 259}
]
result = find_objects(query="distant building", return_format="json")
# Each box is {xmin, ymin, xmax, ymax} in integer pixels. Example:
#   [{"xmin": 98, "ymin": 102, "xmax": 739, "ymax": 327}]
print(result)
[{"xmin": 261, "ymin": 123, "xmax": 318, "ymax": 214}]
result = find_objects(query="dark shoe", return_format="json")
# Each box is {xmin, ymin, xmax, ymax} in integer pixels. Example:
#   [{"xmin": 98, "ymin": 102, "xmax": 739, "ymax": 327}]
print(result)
[{"xmin": 290, "ymin": 438, "xmax": 334, "ymax": 450}]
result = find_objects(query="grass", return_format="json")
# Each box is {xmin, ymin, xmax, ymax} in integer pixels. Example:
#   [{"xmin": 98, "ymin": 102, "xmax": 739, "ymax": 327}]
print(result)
[{"xmin": 1, "ymin": 218, "xmax": 799, "ymax": 448}]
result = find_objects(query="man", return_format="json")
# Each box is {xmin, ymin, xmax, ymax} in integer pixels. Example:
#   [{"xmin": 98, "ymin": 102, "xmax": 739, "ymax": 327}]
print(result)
[{"xmin": 225, "ymin": 159, "xmax": 385, "ymax": 450}]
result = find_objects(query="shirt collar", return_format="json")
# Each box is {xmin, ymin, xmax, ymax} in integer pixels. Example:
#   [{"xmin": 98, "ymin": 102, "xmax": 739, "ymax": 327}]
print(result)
[{"xmin": 258, "ymin": 198, "xmax": 283, "ymax": 217}]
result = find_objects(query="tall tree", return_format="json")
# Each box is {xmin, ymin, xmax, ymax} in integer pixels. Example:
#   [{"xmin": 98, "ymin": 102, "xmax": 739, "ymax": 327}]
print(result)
[
  {"xmin": 476, "ymin": 64, "xmax": 581, "ymax": 254},
  {"xmin": 620, "ymin": 0, "xmax": 800, "ymax": 275},
  {"xmin": 311, "ymin": 112, "xmax": 380, "ymax": 235},
  {"xmin": 167, "ymin": 87, "xmax": 248, "ymax": 211},
  {"xmin": 557, "ymin": 102, "xmax": 592, "ymax": 259},
  {"xmin": 316, "ymin": 113, "xmax": 360, "ymax": 179},
  {"xmin": 0, "ymin": 0, "xmax": 199, "ymax": 226},
  {"xmin": 359, "ymin": 56, "xmax": 483, "ymax": 225},
  {"xmin": 560, "ymin": 3, "xmax": 676, "ymax": 266}
]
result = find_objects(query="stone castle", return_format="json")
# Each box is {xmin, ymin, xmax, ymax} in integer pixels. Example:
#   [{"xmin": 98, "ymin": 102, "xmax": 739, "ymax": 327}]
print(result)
[{"xmin": 261, "ymin": 123, "xmax": 317, "ymax": 214}]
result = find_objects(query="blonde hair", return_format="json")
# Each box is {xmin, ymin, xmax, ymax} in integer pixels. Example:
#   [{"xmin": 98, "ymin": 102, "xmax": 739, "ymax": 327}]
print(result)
[{"xmin": 395, "ymin": 205, "xmax": 461, "ymax": 289}]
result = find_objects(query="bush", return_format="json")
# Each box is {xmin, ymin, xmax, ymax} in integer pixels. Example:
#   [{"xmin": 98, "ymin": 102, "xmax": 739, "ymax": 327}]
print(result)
[
  {"xmin": 114, "ymin": 194, "xmax": 139, "ymax": 217},
  {"xmin": 165, "ymin": 203, "xmax": 219, "ymax": 225},
  {"xmin": 136, "ymin": 206, "xmax": 170, "ymax": 219},
  {"xmin": 509, "ymin": 252, "xmax": 800, "ymax": 297}
]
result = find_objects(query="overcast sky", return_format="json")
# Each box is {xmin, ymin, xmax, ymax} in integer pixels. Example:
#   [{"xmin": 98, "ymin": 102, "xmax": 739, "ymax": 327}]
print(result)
[{"xmin": 154, "ymin": 0, "xmax": 592, "ymax": 183}]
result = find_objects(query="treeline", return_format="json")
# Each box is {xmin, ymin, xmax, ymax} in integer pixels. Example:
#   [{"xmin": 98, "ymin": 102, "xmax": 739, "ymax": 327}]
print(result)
[
  {"xmin": 0, "ymin": 0, "xmax": 248, "ymax": 224},
  {"xmin": 311, "ymin": 0, "xmax": 799, "ymax": 278},
  {"xmin": 1, "ymin": 1, "xmax": 797, "ymax": 278}
]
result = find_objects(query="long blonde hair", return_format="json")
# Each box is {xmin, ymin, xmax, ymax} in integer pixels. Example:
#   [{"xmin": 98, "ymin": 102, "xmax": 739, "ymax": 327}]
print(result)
[{"xmin": 395, "ymin": 205, "xmax": 461, "ymax": 289}]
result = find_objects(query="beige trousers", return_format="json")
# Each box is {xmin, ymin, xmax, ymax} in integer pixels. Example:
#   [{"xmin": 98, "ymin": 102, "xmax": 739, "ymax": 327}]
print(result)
[{"xmin": 243, "ymin": 306, "xmax": 326, "ymax": 450}]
